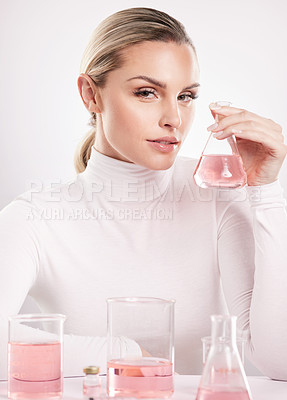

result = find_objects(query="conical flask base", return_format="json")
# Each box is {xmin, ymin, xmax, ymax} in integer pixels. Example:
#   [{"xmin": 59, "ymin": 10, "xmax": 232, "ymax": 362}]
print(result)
[
  {"xmin": 193, "ymin": 101, "xmax": 247, "ymax": 189},
  {"xmin": 196, "ymin": 387, "xmax": 251, "ymax": 400},
  {"xmin": 196, "ymin": 316, "xmax": 253, "ymax": 400},
  {"xmin": 193, "ymin": 154, "xmax": 247, "ymax": 189}
]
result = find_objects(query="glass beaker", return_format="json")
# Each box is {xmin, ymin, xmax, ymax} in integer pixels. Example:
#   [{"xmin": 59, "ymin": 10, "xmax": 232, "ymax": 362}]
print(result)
[
  {"xmin": 193, "ymin": 101, "xmax": 247, "ymax": 189},
  {"xmin": 107, "ymin": 297, "xmax": 175, "ymax": 398},
  {"xmin": 8, "ymin": 313, "xmax": 66, "ymax": 399},
  {"xmin": 196, "ymin": 315, "xmax": 252, "ymax": 400}
]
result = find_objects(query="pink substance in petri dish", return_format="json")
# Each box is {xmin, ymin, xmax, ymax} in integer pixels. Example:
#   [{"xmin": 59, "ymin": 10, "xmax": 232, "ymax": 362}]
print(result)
[
  {"xmin": 194, "ymin": 154, "xmax": 247, "ymax": 188},
  {"xmin": 107, "ymin": 357, "xmax": 173, "ymax": 398},
  {"xmin": 8, "ymin": 342, "xmax": 62, "ymax": 399}
]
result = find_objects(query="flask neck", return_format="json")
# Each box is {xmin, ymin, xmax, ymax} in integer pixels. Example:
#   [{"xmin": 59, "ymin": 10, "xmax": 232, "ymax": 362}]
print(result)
[{"xmin": 211, "ymin": 315, "xmax": 237, "ymax": 347}]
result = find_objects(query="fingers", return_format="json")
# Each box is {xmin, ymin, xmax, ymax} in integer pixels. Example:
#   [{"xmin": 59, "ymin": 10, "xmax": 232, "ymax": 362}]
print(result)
[
  {"xmin": 207, "ymin": 103, "xmax": 287, "ymax": 185},
  {"xmin": 209, "ymin": 120, "xmax": 268, "ymax": 138},
  {"xmin": 213, "ymin": 128, "xmax": 287, "ymax": 158},
  {"xmin": 209, "ymin": 103, "xmax": 282, "ymax": 132},
  {"xmin": 208, "ymin": 104, "xmax": 284, "ymax": 143},
  {"xmin": 210, "ymin": 120, "xmax": 281, "ymax": 143}
]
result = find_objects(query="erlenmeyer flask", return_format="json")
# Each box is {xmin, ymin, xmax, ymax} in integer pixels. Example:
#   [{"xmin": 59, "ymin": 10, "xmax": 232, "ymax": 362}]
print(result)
[
  {"xmin": 193, "ymin": 101, "xmax": 247, "ymax": 189},
  {"xmin": 196, "ymin": 315, "xmax": 252, "ymax": 400}
]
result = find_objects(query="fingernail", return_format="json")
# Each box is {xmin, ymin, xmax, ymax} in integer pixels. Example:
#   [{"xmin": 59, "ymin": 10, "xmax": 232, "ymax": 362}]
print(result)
[
  {"xmin": 231, "ymin": 128, "xmax": 242, "ymax": 134},
  {"xmin": 215, "ymin": 101, "xmax": 231, "ymax": 107},
  {"xmin": 209, "ymin": 102, "xmax": 222, "ymax": 110},
  {"xmin": 207, "ymin": 123, "xmax": 219, "ymax": 131},
  {"xmin": 213, "ymin": 131, "xmax": 224, "ymax": 138}
]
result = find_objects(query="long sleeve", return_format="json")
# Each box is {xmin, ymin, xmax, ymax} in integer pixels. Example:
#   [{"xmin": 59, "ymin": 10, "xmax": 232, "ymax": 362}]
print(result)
[
  {"xmin": 0, "ymin": 197, "xmax": 142, "ymax": 380},
  {"xmin": 217, "ymin": 180, "xmax": 287, "ymax": 380},
  {"xmin": 0, "ymin": 200, "xmax": 39, "ymax": 379},
  {"xmin": 246, "ymin": 181, "xmax": 287, "ymax": 380},
  {"xmin": 1, "ymin": 152, "xmax": 286, "ymax": 378}
]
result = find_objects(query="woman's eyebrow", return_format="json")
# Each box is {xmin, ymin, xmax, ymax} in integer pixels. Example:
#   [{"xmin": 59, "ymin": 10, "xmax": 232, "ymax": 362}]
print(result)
[
  {"xmin": 127, "ymin": 75, "xmax": 166, "ymax": 88},
  {"xmin": 182, "ymin": 83, "xmax": 200, "ymax": 91},
  {"xmin": 127, "ymin": 75, "xmax": 200, "ymax": 91}
]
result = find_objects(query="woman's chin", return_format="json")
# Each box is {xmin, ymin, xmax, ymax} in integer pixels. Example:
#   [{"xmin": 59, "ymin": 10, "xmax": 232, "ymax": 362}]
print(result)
[{"xmin": 143, "ymin": 154, "xmax": 177, "ymax": 171}]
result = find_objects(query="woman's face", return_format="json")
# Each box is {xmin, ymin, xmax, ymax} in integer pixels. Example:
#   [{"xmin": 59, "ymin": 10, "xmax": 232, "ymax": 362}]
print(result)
[{"xmin": 94, "ymin": 41, "xmax": 200, "ymax": 170}]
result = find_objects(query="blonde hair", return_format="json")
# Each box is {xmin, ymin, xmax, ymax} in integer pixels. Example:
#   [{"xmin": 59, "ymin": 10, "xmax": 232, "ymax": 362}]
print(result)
[{"xmin": 74, "ymin": 7, "xmax": 196, "ymax": 173}]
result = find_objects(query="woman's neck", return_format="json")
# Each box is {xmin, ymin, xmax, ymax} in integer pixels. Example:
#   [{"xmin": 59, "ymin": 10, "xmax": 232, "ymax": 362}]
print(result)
[{"xmin": 81, "ymin": 146, "xmax": 175, "ymax": 202}]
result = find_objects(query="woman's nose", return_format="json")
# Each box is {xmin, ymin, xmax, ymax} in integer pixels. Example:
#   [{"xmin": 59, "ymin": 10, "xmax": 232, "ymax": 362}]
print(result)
[{"xmin": 159, "ymin": 100, "xmax": 182, "ymax": 129}]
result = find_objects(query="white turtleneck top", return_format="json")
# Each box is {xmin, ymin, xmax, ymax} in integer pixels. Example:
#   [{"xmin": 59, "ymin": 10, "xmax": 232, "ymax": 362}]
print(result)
[{"xmin": 0, "ymin": 147, "xmax": 287, "ymax": 380}]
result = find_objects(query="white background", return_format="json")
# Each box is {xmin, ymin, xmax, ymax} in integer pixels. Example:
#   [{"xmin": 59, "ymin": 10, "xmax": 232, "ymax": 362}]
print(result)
[{"xmin": 1, "ymin": 0, "xmax": 287, "ymax": 375}]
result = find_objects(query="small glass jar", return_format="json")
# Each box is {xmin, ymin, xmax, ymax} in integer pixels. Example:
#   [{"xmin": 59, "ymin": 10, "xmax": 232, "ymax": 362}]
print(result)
[{"xmin": 83, "ymin": 366, "xmax": 101, "ymax": 399}]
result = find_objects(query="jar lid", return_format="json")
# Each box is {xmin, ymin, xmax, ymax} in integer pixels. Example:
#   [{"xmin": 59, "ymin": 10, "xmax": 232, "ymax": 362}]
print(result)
[{"xmin": 83, "ymin": 366, "xmax": 100, "ymax": 374}]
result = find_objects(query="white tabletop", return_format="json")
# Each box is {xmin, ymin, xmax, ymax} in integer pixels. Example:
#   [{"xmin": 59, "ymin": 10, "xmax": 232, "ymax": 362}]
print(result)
[{"xmin": 0, "ymin": 375, "xmax": 286, "ymax": 399}]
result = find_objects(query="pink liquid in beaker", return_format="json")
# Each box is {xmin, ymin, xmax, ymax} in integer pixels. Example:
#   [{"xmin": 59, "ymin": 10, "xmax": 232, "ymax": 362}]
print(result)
[
  {"xmin": 193, "ymin": 154, "xmax": 247, "ymax": 188},
  {"xmin": 8, "ymin": 342, "xmax": 62, "ymax": 399},
  {"xmin": 196, "ymin": 388, "xmax": 250, "ymax": 400},
  {"xmin": 107, "ymin": 357, "xmax": 173, "ymax": 398}
]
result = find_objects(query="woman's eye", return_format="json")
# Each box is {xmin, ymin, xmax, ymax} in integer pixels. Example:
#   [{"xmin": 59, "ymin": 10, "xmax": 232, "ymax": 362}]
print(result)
[
  {"xmin": 178, "ymin": 93, "xmax": 198, "ymax": 102},
  {"xmin": 133, "ymin": 89, "xmax": 156, "ymax": 99}
]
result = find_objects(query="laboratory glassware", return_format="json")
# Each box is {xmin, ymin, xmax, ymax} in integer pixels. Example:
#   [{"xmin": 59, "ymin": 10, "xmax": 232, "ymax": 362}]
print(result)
[
  {"xmin": 201, "ymin": 335, "xmax": 246, "ymax": 366},
  {"xmin": 193, "ymin": 101, "xmax": 247, "ymax": 189},
  {"xmin": 83, "ymin": 366, "xmax": 101, "ymax": 399},
  {"xmin": 107, "ymin": 297, "xmax": 175, "ymax": 398},
  {"xmin": 196, "ymin": 315, "xmax": 252, "ymax": 400},
  {"xmin": 8, "ymin": 313, "xmax": 65, "ymax": 399}
]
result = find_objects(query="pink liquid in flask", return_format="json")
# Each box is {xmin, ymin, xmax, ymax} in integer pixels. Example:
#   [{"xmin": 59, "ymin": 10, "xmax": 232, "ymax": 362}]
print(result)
[
  {"xmin": 107, "ymin": 357, "xmax": 173, "ymax": 398},
  {"xmin": 196, "ymin": 388, "xmax": 251, "ymax": 400},
  {"xmin": 8, "ymin": 342, "xmax": 62, "ymax": 399},
  {"xmin": 193, "ymin": 154, "xmax": 247, "ymax": 189}
]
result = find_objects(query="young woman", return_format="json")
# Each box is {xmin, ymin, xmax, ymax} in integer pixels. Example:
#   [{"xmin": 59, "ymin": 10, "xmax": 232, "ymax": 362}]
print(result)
[{"xmin": 0, "ymin": 7, "xmax": 286, "ymax": 380}]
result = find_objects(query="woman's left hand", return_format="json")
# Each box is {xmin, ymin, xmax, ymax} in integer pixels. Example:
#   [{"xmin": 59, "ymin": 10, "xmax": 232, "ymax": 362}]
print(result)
[{"xmin": 207, "ymin": 103, "xmax": 287, "ymax": 186}]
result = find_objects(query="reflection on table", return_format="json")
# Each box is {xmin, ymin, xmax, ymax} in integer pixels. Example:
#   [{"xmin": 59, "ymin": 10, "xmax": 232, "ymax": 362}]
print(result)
[{"xmin": 0, "ymin": 375, "xmax": 286, "ymax": 400}]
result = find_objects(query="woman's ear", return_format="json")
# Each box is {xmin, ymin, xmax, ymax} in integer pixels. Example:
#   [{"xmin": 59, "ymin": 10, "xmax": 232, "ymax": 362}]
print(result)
[{"xmin": 77, "ymin": 73, "xmax": 102, "ymax": 114}]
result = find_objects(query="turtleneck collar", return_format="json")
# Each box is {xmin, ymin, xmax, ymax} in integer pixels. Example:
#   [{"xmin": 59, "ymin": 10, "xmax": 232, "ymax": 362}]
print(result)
[{"xmin": 81, "ymin": 147, "xmax": 175, "ymax": 202}]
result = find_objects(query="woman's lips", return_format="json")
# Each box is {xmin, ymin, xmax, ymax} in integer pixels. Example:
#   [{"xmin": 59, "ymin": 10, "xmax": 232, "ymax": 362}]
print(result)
[{"xmin": 146, "ymin": 136, "xmax": 179, "ymax": 153}]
